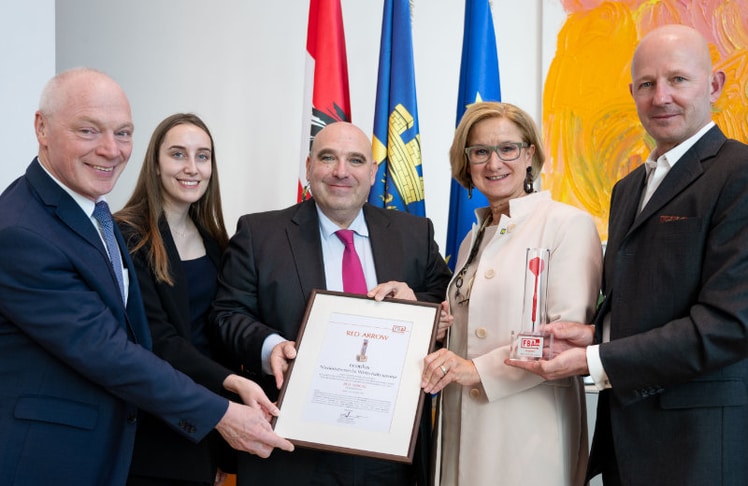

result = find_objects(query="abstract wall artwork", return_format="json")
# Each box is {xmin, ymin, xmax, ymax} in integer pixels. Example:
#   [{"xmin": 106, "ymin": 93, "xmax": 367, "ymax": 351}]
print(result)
[{"xmin": 542, "ymin": 0, "xmax": 748, "ymax": 240}]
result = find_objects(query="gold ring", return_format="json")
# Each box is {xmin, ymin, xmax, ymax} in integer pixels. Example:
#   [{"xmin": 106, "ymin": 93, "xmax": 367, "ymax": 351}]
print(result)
[{"xmin": 440, "ymin": 365, "xmax": 448, "ymax": 376}]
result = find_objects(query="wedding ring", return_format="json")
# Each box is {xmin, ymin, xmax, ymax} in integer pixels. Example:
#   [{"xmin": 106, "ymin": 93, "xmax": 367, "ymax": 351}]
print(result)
[{"xmin": 440, "ymin": 364, "xmax": 448, "ymax": 377}]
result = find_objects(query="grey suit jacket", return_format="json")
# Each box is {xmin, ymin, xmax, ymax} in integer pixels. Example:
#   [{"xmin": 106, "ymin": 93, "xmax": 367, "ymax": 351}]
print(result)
[{"xmin": 590, "ymin": 126, "xmax": 748, "ymax": 485}]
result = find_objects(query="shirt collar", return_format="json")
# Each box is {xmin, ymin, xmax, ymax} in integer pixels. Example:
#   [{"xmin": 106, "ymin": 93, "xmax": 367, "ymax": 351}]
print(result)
[
  {"xmin": 316, "ymin": 206, "xmax": 368, "ymax": 239},
  {"xmin": 645, "ymin": 121, "xmax": 715, "ymax": 171},
  {"xmin": 473, "ymin": 190, "xmax": 551, "ymax": 225},
  {"xmin": 37, "ymin": 158, "xmax": 99, "ymax": 217}
]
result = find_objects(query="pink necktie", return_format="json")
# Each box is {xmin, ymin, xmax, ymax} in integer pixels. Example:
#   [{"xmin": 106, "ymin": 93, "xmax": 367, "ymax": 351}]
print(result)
[{"xmin": 335, "ymin": 229, "xmax": 368, "ymax": 294}]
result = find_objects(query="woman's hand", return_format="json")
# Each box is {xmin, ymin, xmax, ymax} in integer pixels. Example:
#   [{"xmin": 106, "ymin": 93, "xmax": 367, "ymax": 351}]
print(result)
[
  {"xmin": 435, "ymin": 300, "xmax": 453, "ymax": 342},
  {"xmin": 422, "ymin": 348, "xmax": 480, "ymax": 394},
  {"xmin": 223, "ymin": 374, "xmax": 280, "ymax": 421}
]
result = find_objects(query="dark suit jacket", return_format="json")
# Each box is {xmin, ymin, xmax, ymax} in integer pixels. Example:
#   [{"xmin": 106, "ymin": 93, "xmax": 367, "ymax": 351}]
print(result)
[
  {"xmin": 589, "ymin": 126, "xmax": 748, "ymax": 485},
  {"xmin": 211, "ymin": 199, "xmax": 451, "ymax": 485},
  {"xmin": 0, "ymin": 159, "xmax": 227, "ymax": 486},
  {"xmin": 119, "ymin": 217, "xmax": 234, "ymax": 482}
]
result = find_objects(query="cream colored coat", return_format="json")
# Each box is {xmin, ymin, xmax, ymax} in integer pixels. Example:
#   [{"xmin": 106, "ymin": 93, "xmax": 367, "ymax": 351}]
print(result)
[{"xmin": 435, "ymin": 191, "xmax": 602, "ymax": 486}]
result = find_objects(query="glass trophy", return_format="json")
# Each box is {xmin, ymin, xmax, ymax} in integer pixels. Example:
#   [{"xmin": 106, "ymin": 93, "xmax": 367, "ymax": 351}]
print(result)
[{"xmin": 509, "ymin": 248, "xmax": 552, "ymax": 361}]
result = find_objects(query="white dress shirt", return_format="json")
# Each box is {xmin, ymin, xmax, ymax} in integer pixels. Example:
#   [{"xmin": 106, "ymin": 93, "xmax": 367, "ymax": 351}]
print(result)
[{"xmin": 260, "ymin": 207, "xmax": 377, "ymax": 374}]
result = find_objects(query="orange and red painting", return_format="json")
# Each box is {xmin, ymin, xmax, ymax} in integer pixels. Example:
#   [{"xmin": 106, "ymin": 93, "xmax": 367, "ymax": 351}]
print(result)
[{"xmin": 542, "ymin": 0, "xmax": 748, "ymax": 241}]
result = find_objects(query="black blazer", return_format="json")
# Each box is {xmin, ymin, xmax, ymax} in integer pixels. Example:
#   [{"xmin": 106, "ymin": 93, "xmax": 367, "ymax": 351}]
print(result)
[
  {"xmin": 120, "ymin": 217, "xmax": 233, "ymax": 482},
  {"xmin": 589, "ymin": 126, "xmax": 748, "ymax": 485},
  {"xmin": 211, "ymin": 199, "xmax": 452, "ymax": 485}
]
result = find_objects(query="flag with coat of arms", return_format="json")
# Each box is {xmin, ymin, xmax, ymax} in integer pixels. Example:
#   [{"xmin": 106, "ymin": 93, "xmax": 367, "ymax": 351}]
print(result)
[{"xmin": 368, "ymin": 0, "xmax": 425, "ymax": 216}]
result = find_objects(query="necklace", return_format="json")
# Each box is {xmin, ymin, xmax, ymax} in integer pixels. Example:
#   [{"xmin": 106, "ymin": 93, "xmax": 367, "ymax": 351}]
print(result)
[
  {"xmin": 453, "ymin": 215, "xmax": 492, "ymax": 306},
  {"xmin": 170, "ymin": 223, "xmax": 193, "ymax": 240}
]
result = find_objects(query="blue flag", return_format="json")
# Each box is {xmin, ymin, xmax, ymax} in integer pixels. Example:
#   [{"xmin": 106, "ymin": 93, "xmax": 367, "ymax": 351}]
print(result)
[
  {"xmin": 444, "ymin": 0, "xmax": 501, "ymax": 269},
  {"xmin": 368, "ymin": 0, "xmax": 425, "ymax": 216}
]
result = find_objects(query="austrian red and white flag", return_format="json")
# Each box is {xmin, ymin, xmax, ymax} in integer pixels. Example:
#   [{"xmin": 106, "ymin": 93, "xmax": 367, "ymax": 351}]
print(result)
[{"xmin": 298, "ymin": 0, "xmax": 352, "ymax": 201}]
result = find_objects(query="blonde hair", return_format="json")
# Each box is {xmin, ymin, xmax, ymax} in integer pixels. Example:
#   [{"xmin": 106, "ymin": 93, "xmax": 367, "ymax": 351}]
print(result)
[{"xmin": 449, "ymin": 102, "xmax": 545, "ymax": 189}]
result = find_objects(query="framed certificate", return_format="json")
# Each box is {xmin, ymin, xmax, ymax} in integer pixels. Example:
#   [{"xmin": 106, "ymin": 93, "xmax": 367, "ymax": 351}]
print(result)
[{"xmin": 272, "ymin": 290, "xmax": 440, "ymax": 463}]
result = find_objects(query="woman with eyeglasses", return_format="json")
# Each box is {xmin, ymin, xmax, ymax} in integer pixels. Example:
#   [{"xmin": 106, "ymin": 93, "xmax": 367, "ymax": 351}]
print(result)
[{"xmin": 421, "ymin": 102, "xmax": 602, "ymax": 485}]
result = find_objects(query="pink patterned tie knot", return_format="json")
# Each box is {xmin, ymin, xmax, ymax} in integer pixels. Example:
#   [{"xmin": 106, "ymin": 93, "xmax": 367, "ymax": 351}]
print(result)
[{"xmin": 335, "ymin": 229, "xmax": 368, "ymax": 295}]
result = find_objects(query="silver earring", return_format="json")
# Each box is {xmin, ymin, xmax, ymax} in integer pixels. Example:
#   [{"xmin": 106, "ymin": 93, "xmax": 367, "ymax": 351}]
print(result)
[{"xmin": 524, "ymin": 166, "xmax": 534, "ymax": 194}]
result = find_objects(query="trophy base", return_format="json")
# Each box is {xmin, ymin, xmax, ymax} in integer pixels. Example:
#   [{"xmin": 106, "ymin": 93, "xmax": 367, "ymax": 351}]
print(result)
[{"xmin": 509, "ymin": 331, "xmax": 553, "ymax": 361}]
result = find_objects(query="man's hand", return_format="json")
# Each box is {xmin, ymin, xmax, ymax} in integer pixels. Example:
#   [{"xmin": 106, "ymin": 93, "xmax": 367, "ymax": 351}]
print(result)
[
  {"xmin": 223, "ymin": 374, "xmax": 280, "ymax": 420},
  {"xmin": 505, "ymin": 346, "xmax": 590, "ymax": 380},
  {"xmin": 215, "ymin": 401, "xmax": 294, "ymax": 458},
  {"xmin": 546, "ymin": 321, "xmax": 595, "ymax": 352},
  {"xmin": 368, "ymin": 281, "xmax": 416, "ymax": 301},
  {"xmin": 270, "ymin": 341, "xmax": 296, "ymax": 390},
  {"xmin": 504, "ymin": 321, "xmax": 594, "ymax": 380}
]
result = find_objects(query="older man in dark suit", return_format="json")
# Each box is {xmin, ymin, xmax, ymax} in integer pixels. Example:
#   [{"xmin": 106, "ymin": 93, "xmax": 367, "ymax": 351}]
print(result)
[
  {"xmin": 507, "ymin": 24, "xmax": 748, "ymax": 486},
  {"xmin": 211, "ymin": 121, "xmax": 452, "ymax": 485},
  {"xmin": 0, "ymin": 68, "xmax": 292, "ymax": 486}
]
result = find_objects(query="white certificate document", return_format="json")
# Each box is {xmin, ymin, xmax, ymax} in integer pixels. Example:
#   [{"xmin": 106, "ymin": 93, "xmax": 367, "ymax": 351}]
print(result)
[
  {"xmin": 273, "ymin": 290, "xmax": 439, "ymax": 462},
  {"xmin": 302, "ymin": 311, "xmax": 411, "ymax": 432}
]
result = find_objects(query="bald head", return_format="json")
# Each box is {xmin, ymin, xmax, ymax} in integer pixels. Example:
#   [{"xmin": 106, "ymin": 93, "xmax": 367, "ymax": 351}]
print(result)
[
  {"xmin": 632, "ymin": 25, "xmax": 713, "ymax": 78},
  {"xmin": 35, "ymin": 68, "xmax": 134, "ymax": 200},
  {"xmin": 310, "ymin": 122, "xmax": 373, "ymax": 159},
  {"xmin": 39, "ymin": 68, "xmax": 131, "ymax": 120},
  {"xmin": 629, "ymin": 24, "xmax": 724, "ymax": 156},
  {"xmin": 305, "ymin": 122, "xmax": 377, "ymax": 228}
]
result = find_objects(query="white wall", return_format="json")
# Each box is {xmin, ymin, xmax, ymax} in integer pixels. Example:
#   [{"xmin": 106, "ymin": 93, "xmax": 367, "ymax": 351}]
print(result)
[
  {"xmin": 47, "ymin": 0, "xmax": 563, "ymax": 247},
  {"xmin": 1, "ymin": 0, "xmax": 55, "ymax": 192}
]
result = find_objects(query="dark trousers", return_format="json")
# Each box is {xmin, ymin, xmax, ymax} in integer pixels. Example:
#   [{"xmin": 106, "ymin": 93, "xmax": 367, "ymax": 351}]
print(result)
[
  {"xmin": 309, "ymin": 454, "xmax": 413, "ymax": 486},
  {"xmin": 588, "ymin": 390, "xmax": 622, "ymax": 486}
]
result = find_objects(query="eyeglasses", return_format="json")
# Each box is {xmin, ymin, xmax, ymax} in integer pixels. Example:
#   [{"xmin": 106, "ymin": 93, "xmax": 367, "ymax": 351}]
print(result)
[{"xmin": 464, "ymin": 142, "xmax": 529, "ymax": 164}]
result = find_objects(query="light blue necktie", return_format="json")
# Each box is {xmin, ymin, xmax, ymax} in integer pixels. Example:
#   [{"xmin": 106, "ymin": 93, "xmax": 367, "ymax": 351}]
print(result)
[{"xmin": 93, "ymin": 201, "xmax": 126, "ymax": 302}]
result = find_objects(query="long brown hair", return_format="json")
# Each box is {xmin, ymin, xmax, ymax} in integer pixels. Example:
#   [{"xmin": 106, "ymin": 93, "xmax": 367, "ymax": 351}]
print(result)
[{"xmin": 115, "ymin": 113, "xmax": 228, "ymax": 285}]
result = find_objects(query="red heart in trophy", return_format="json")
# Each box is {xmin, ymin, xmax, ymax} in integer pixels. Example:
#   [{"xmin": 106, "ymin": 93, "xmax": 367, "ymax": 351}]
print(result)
[
  {"xmin": 528, "ymin": 257, "xmax": 545, "ymax": 323},
  {"xmin": 528, "ymin": 257, "xmax": 545, "ymax": 276}
]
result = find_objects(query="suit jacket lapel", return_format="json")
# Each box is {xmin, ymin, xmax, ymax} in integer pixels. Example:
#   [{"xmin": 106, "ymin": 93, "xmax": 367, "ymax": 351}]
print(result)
[
  {"xmin": 27, "ymin": 160, "xmax": 109, "ymax": 262},
  {"xmin": 27, "ymin": 159, "xmax": 151, "ymax": 347},
  {"xmin": 634, "ymin": 155, "xmax": 703, "ymax": 228},
  {"xmin": 160, "ymin": 216, "xmax": 191, "ymax": 326},
  {"xmin": 364, "ymin": 204, "xmax": 393, "ymax": 282},
  {"xmin": 117, "ymin": 223, "xmax": 153, "ymax": 349},
  {"xmin": 287, "ymin": 200, "xmax": 327, "ymax": 297},
  {"xmin": 608, "ymin": 166, "xmax": 647, "ymax": 246},
  {"xmin": 631, "ymin": 126, "xmax": 725, "ymax": 234}
]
